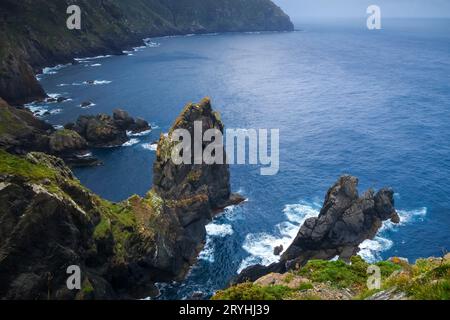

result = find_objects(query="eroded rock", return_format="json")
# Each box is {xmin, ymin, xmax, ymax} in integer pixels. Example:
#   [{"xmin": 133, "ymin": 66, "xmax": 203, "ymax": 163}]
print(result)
[{"xmin": 236, "ymin": 176, "xmax": 400, "ymax": 283}]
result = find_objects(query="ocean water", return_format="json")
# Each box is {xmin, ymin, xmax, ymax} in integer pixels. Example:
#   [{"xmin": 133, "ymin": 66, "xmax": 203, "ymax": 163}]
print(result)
[{"xmin": 36, "ymin": 19, "xmax": 450, "ymax": 299}]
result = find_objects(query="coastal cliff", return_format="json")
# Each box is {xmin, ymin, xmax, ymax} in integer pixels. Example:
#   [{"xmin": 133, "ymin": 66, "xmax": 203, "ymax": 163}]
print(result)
[
  {"xmin": 0, "ymin": 98, "xmax": 243, "ymax": 299},
  {"xmin": 0, "ymin": 0, "xmax": 293, "ymax": 104}
]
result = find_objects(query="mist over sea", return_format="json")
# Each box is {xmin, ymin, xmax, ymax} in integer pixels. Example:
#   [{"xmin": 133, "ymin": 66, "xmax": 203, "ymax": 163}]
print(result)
[{"xmin": 36, "ymin": 18, "xmax": 450, "ymax": 299}]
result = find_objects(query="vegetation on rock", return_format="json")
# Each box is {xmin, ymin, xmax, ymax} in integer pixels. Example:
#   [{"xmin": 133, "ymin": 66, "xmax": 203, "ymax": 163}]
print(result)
[{"xmin": 214, "ymin": 256, "xmax": 450, "ymax": 300}]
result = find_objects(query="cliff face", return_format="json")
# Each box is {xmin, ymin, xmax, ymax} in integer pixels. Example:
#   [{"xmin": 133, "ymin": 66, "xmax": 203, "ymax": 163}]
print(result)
[
  {"xmin": 0, "ymin": 0, "xmax": 293, "ymax": 104},
  {"xmin": 0, "ymin": 98, "xmax": 243, "ymax": 299}
]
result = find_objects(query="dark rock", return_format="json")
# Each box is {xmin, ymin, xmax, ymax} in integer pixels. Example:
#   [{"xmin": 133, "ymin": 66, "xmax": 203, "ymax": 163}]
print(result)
[
  {"xmin": 153, "ymin": 97, "xmax": 232, "ymax": 208},
  {"xmin": 0, "ymin": 98, "xmax": 53, "ymax": 154},
  {"xmin": 56, "ymin": 97, "xmax": 68, "ymax": 103},
  {"xmin": 80, "ymin": 101, "xmax": 93, "ymax": 108},
  {"xmin": 48, "ymin": 129, "xmax": 87, "ymax": 154},
  {"xmin": 274, "ymin": 245, "xmax": 284, "ymax": 256},
  {"xmin": 71, "ymin": 110, "xmax": 151, "ymax": 147},
  {"xmin": 131, "ymin": 117, "xmax": 151, "ymax": 133},
  {"xmin": 152, "ymin": 98, "xmax": 245, "ymax": 279},
  {"xmin": 236, "ymin": 176, "xmax": 400, "ymax": 283},
  {"xmin": 113, "ymin": 109, "xmax": 135, "ymax": 130},
  {"xmin": 72, "ymin": 114, "xmax": 127, "ymax": 147}
]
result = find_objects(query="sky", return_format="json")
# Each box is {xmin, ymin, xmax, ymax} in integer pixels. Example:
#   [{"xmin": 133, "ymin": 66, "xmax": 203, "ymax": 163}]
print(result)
[{"xmin": 273, "ymin": 0, "xmax": 450, "ymax": 20}]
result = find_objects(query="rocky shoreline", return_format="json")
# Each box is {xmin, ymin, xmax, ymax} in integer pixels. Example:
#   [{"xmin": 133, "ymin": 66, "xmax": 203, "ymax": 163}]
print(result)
[
  {"xmin": 0, "ymin": 97, "xmax": 151, "ymax": 167},
  {"xmin": 0, "ymin": 0, "xmax": 294, "ymax": 105}
]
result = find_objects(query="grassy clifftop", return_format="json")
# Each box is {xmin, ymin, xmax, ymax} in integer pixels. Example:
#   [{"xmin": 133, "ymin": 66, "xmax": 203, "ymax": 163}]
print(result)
[
  {"xmin": 0, "ymin": 0, "xmax": 293, "ymax": 104},
  {"xmin": 213, "ymin": 256, "xmax": 450, "ymax": 300}
]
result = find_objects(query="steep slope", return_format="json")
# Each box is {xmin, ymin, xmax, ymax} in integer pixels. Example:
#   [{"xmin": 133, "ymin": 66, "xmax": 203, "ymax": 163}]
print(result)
[{"xmin": 0, "ymin": 0, "xmax": 293, "ymax": 104}]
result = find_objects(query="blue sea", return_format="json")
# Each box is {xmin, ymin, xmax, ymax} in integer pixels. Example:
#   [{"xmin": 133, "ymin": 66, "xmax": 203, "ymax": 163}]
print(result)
[{"xmin": 35, "ymin": 18, "xmax": 450, "ymax": 299}]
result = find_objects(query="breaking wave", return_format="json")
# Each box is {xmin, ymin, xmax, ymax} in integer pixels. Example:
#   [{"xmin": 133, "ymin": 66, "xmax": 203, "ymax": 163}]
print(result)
[
  {"xmin": 238, "ymin": 200, "xmax": 427, "ymax": 272},
  {"xmin": 122, "ymin": 138, "xmax": 140, "ymax": 147}
]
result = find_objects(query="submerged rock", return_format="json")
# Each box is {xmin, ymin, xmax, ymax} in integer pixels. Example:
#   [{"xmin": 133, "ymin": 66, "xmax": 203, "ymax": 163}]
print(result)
[{"xmin": 236, "ymin": 175, "xmax": 400, "ymax": 283}]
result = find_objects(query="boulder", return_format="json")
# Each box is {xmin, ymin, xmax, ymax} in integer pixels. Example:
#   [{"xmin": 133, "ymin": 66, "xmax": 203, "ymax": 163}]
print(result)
[
  {"xmin": 113, "ymin": 109, "xmax": 135, "ymax": 130},
  {"xmin": 131, "ymin": 117, "xmax": 151, "ymax": 133},
  {"xmin": 274, "ymin": 245, "xmax": 284, "ymax": 256},
  {"xmin": 73, "ymin": 114, "xmax": 128, "ymax": 147},
  {"xmin": 48, "ymin": 129, "xmax": 87, "ymax": 154},
  {"xmin": 71, "ymin": 110, "xmax": 151, "ymax": 147},
  {"xmin": 80, "ymin": 101, "xmax": 94, "ymax": 108}
]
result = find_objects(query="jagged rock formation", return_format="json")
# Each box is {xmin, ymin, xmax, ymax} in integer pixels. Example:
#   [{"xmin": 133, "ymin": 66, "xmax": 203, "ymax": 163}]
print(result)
[
  {"xmin": 0, "ymin": 0, "xmax": 293, "ymax": 104},
  {"xmin": 154, "ymin": 97, "xmax": 243, "ymax": 209},
  {"xmin": 152, "ymin": 97, "xmax": 245, "ymax": 269},
  {"xmin": 236, "ymin": 176, "xmax": 400, "ymax": 283},
  {"xmin": 66, "ymin": 109, "xmax": 150, "ymax": 148},
  {"xmin": 0, "ymin": 98, "xmax": 243, "ymax": 300},
  {"xmin": 1, "ymin": 98, "xmax": 150, "ymax": 165}
]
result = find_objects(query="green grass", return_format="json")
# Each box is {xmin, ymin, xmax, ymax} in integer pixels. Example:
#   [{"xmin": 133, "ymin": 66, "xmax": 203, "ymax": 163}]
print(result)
[
  {"xmin": 295, "ymin": 256, "xmax": 401, "ymax": 290},
  {"xmin": 0, "ymin": 150, "xmax": 56, "ymax": 181},
  {"xmin": 212, "ymin": 283, "xmax": 295, "ymax": 300},
  {"xmin": 383, "ymin": 259, "xmax": 450, "ymax": 300},
  {"xmin": 0, "ymin": 106, "xmax": 24, "ymax": 135}
]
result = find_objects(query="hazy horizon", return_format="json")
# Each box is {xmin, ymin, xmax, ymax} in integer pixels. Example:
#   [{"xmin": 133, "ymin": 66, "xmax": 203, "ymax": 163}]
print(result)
[{"xmin": 273, "ymin": 0, "xmax": 450, "ymax": 21}]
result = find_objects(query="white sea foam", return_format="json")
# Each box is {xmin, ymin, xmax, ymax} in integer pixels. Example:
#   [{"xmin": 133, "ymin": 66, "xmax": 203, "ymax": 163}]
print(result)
[
  {"xmin": 127, "ymin": 129, "xmax": 152, "ymax": 137},
  {"xmin": 238, "ymin": 198, "xmax": 427, "ymax": 272},
  {"xmin": 75, "ymin": 55, "xmax": 112, "ymax": 62},
  {"xmin": 76, "ymin": 152, "xmax": 93, "ymax": 158},
  {"xmin": 282, "ymin": 202, "xmax": 320, "ymax": 225},
  {"xmin": 42, "ymin": 63, "xmax": 71, "ymax": 75},
  {"xmin": 122, "ymin": 138, "xmax": 140, "ymax": 147},
  {"xmin": 358, "ymin": 207, "xmax": 427, "ymax": 262},
  {"xmin": 26, "ymin": 104, "xmax": 48, "ymax": 117},
  {"xmin": 86, "ymin": 63, "xmax": 102, "ymax": 67},
  {"xmin": 84, "ymin": 80, "xmax": 112, "ymax": 85},
  {"xmin": 80, "ymin": 102, "xmax": 96, "ymax": 109},
  {"xmin": 238, "ymin": 202, "xmax": 320, "ymax": 273},
  {"xmin": 47, "ymin": 93, "xmax": 61, "ymax": 99},
  {"xmin": 50, "ymin": 108, "xmax": 62, "ymax": 115},
  {"xmin": 206, "ymin": 223, "xmax": 233, "ymax": 237},
  {"xmin": 198, "ymin": 236, "xmax": 215, "ymax": 263},
  {"xmin": 53, "ymin": 125, "xmax": 64, "ymax": 130},
  {"xmin": 141, "ymin": 143, "xmax": 158, "ymax": 151}
]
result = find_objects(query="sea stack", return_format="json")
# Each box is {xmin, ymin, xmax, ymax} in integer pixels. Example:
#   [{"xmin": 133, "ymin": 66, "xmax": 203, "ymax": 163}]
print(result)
[{"xmin": 236, "ymin": 175, "xmax": 400, "ymax": 283}]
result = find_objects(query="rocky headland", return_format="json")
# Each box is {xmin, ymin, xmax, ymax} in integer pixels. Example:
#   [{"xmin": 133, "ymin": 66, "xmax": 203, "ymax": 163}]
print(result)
[
  {"xmin": 0, "ymin": 0, "xmax": 293, "ymax": 105},
  {"xmin": 0, "ymin": 98, "xmax": 151, "ymax": 166},
  {"xmin": 0, "ymin": 98, "xmax": 244, "ymax": 299},
  {"xmin": 236, "ymin": 175, "xmax": 400, "ymax": 283}
]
